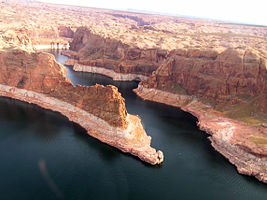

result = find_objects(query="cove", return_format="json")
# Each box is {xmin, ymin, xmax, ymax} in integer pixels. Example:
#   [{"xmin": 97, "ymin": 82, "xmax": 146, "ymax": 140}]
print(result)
[{"xmin": 0, "ymin": 50, "xmax": 266, "ymax": 200}]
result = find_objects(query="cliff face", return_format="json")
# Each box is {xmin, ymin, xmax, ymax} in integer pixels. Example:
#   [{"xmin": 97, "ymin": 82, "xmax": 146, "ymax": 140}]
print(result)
[
  {"xmin": 134, "ymin": 47, "xmax": 267, "ymax": 182},
  {"xmin": 140, "ymin": 48, "xmax": 267, "ymax": 124},
  {"xmin": 0, "ymin": 49, "xmax": 128, "ymax": 128},
  {"xmin": 0, "ymin": 30, "xmax": 35, "ymax": 52},
  {"xmin": 58, "ymin": 26, "xmax": 74, "ymax": 38},
  {"xmin": 68, "ymin": 27, "xmax": 267, "ymax": 125},
  {"xmin": 0, "ymin": 32, "xmax": 164, "ymax": 164},
  {"xmin": 68, "ymin": 27, "xmax": 166, "ymax": 77},
  {"xmin": 144, "ymin": 48, "xmax": 267, "ymax": 99}
]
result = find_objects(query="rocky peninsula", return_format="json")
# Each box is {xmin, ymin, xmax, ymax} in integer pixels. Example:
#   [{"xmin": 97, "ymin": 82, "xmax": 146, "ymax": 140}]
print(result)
[
  {"xmin": 1, "ymin": 0, "xmax": 266, "ymax": 183},
  {"xmin": 62, "ymin": 27, "xmax": 267, "ymax": 183},
  {"xmin": 0, "ymin": 31, "xmax": 163, "ymax": 165}
]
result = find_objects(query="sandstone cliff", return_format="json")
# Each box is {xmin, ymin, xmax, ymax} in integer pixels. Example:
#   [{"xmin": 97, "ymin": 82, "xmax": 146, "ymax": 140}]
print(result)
[
  {"xmin": 66, "ymin": 27, "xmax": 167, "ymax": 80},
  {"xmin": 134, "ymin": 48, "xmax": 267, "ymax": 182},
  {"xmin": 140, "ymin": 48, "xmax": 267, "ymax": 125},
  {"xmin": 0, "ymin": 33, "xmax": 163, "ymax": 165},
  {"xmin": 1, "ymin": 0, "xmax": 267, "ymax": 182}
]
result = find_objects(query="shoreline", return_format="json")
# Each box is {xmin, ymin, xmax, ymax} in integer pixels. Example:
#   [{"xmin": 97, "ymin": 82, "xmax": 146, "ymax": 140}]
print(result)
[
  {"xmin": 34, "ymin": 44, "xmax": 68, "ymax": 50},
  {"xmin": 73, "ymin": 63, "xmax": 149, "ymax": 81},
  {"xmin": 0, "ymin": 84, "xmax": 163, "ymax": 165},
  {"xmin": 134, "ymin": 85, "xmax": 267, "ymax": 183}
]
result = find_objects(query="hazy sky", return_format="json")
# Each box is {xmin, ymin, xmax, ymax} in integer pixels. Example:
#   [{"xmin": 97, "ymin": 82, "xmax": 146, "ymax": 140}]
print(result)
[{"xmin": 39, "ymin": 0, "xmax": 267, "ymax": 26}]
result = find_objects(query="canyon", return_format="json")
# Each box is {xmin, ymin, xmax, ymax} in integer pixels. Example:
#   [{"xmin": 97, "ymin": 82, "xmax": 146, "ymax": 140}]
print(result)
[
  {"xmin": 63, "ymin": 26, "xmax": 267, "ymax": 182},
  {"xmin": 0, "ymin": 31, "xmax": 163, "ymax": 165},
  {"xmin": 0, "ymin": 0, "xmax": 266, "ymax": 183}
]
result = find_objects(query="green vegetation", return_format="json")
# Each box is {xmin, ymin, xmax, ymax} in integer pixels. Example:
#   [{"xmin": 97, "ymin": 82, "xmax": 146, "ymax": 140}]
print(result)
[{"xmin": 217, "ymin": 94, "xmax": 267, "ymax": 126}]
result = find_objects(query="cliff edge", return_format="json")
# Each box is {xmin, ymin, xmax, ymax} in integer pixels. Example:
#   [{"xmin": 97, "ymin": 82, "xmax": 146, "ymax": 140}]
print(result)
[
  {"xmin": 63, "ymin": 27, "xmax": 166, "ymax": 81},
  {"xmin": 134, "ymin": 48, "xmax": 267, "ymax": 182},
  {"xmin": 0, "ymin": 31, "xmax": 163, "ymax": 165}
]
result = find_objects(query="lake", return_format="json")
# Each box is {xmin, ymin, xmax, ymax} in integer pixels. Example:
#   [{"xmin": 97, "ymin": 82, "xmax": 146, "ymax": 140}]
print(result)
[{"xmin": 0, "ymin": 49, "xmax": 266, "ymax": 200}]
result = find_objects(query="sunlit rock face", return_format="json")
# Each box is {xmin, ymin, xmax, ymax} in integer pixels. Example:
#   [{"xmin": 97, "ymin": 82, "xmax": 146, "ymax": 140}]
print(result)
[
  {"xmin": 67, "ymin": 27, "xmax": 166, "ymax": 79},
  {"xmin": 0, "ymin": 33, "xmax": 163, "ymax": 165},
  {"xmin": 134, "ymin": 47, "xmax": 267, "ymax": 182},
  {"xmin": 142, "ymin": 48, "xmax": 267, "ymax": 102}
]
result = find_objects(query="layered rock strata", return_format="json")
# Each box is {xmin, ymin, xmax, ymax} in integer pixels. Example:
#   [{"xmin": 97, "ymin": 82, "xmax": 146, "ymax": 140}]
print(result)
[
  {"xmin": 134, "ymin": 46, "xmax": 267, "ymax": 182},
  {"xmin": 63, "ymin": 28, "xmax": 267, "ymax": 182},
  {"xmin": 0, "ymin": 45, "xmax": 163, "ymax": 165},
  {"xmin": 2, "ymin": 0, "xmax": 267, "ymax": 183},
  {"xmin": 73, "ymin": 63, "xmax": 148, "ymax": 81},
  {"xmin": 134, "ymin": 86, "xmax": 266, "ymax": 182},
  {"xmin": 63, "ymin": 27, "xmax": 166, "ymax": 80},
  {"xmin": 140, "ymin": 48, "xmax": 267, "ymax": 125}
]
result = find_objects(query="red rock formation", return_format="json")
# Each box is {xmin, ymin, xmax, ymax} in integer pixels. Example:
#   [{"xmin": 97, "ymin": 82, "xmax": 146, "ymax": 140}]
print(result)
[
  {"xmin": 66, "ymin": 27, "xmax": 167, "ymax": 80},
  {"xmin": 58, "ymin": 26, "xmax": 74, "ymax": 38},
  {"xmin": 143, "ymin": 48, "xmax": 267, "ymax": 102},
  {"xmin": 134, "ymin": 47, "xmax": 267, "ymax": 182},
  {"xmin": 2, "ymin": 0, "xmax": 267, "ymax": 183},
  {"xmin": 0, "ymin": 49, "xmax": 127, "ymax": 126},
  {"xmin": 0, "ymin": 34, "xmax": 163, "ymax": 165},
  {"xmin": 135, "ymin": 85, "xmax": 267, "ymax": 182}
]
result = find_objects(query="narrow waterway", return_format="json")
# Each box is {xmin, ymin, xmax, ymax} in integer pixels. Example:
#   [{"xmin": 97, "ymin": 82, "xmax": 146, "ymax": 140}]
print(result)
[{"xmin": 0, "ymin": 50, "xmax": 266, "ymax": 200}]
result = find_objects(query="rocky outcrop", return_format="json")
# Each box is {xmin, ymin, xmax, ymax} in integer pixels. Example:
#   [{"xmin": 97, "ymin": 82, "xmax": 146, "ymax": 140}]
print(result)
[
  {"xmin": 63, "ymin": 28, "xmax": 267, "ymax": 181},
  {"xmin": 65, "ymin": 27, "xmax": 167, "ymax": 80},
  {"xmin": 2, "ymin": 0, "xmax": 267, "ymax": 183},
  {"xmin": 58, "ymin": 26, "xmax": 74, "ymax": 38},
  {"xmin": 0, "ymin": 38, "xmax": 163, "ymax": 165},
  {"xmin": 141, "ymin": 48, "xmax": 267, "ymax": 124},
  {"xmin": 134, "ymin": 47, "xmax": 267, "ymax": 182},
  {"xmin": 134, "ymin": 85, "xmax": 267, "ymax": 183},
  {"xmin": 0, "ymin": 30, "xmax": 35, "ymax": 52},
  {"xmin": 144, "ymin": 48, "xmax": 267, "ymax": 102}
]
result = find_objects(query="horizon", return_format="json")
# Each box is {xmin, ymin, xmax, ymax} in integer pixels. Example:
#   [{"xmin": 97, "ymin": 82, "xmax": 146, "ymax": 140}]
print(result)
[{"xmin": 38, "ymin": 0, "xmax": 267, "ymax": 26}]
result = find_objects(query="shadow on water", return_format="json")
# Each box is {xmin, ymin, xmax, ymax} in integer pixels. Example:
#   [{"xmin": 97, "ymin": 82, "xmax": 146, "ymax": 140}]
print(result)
[
  {"xmin": 0, "ymin": 88, "xmax": 161, "ymax": 169},
  {"xmin": 71, "ymin": 123, "xmax": 122, "ymax": 163},
  {"xmin": 71, "ymin": 123, "xmax": 163, "ymax": 169},
  {"xmin": 0, "ymin": 97, "xmax": 67, "ymax": 140},
  {"xmin": 0, "ymin": 95, "xmax": 125, "ymax": 164}
]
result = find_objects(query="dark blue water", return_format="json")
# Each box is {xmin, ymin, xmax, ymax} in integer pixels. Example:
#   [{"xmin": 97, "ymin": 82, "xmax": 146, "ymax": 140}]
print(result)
[{"xmin": 0, "ymin": 50, "xmax": 266, "ymax": 200}]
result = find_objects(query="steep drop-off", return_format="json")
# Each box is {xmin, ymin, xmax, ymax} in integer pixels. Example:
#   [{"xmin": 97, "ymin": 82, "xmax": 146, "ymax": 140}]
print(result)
[
  {"xmin": 134, "ymin": 48, "xmax": 267, "ymax": 182},
  {"xmin": 60, "ymin": 26, "xmax": 267, "ymax": 182},
  {"xmin": 139, "ymin": 48, "xmax": 267, "ymax": 125},
  {"xmin": 64, "ymin": 27, "xmax": 167, "ymax": 80},
  {"xmin": 0, "ymin": 33, "xmax": 163, "ymax": 165},
  {"xmin": 1, "ymin": 0, "xmax": 267, "ymax": 183}
]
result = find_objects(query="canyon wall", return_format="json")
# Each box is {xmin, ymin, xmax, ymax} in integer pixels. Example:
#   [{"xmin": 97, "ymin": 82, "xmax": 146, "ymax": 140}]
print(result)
[
  {"xmin": 144, "ymin": 48, "xmax": 267, "ymax": 100},
  {"xmin": 64, "ymin": 27, "xmax": 267, "ymax": 181},
  {"xmin": 66, "ymin": 27, "xmax": 167, "ymax": 79},
  {"xmin": 0, "ymin": 49, "xmax": 128, "ymax": 128},
  {"xmin": 0, "ymin": 33, "xmax": 163, "ymax": 165},
  {"xmin": 134, "ymin": 48, "xmax": 267, "ymax": 182},
  {"xmin": 139, "ymin": 48, "xmax": 267, "ymax": 125},
  {"xmin": 1, "ymin": 0, "xmax": 266, "ymax": 182}
]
